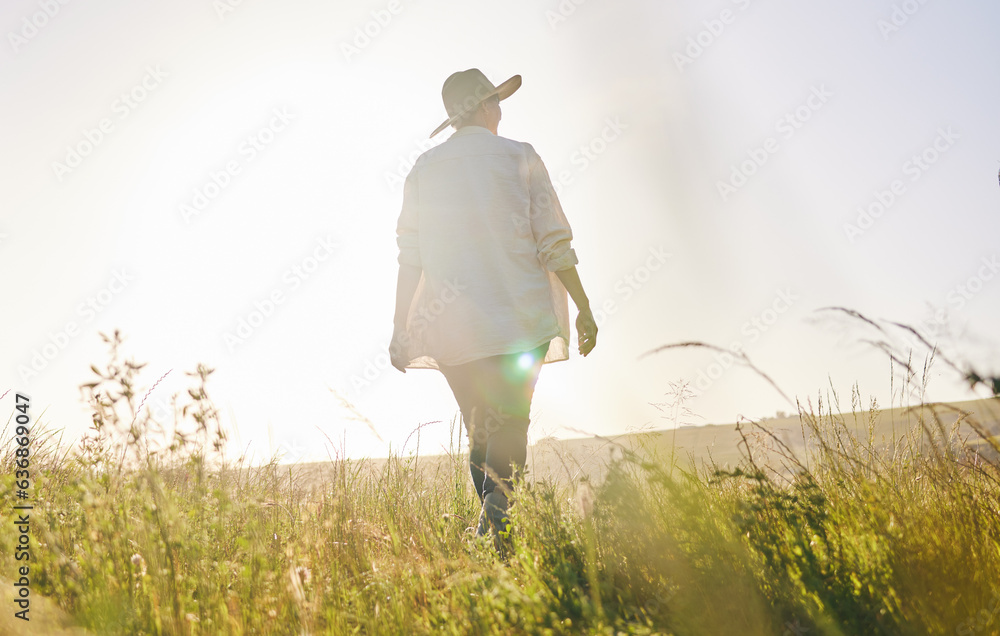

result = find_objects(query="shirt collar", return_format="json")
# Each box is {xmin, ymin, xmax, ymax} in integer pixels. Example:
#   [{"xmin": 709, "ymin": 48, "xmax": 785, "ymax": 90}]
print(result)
[{"xmin": 449, "ymin": 125, "xmax": 495, "ymax": 138}]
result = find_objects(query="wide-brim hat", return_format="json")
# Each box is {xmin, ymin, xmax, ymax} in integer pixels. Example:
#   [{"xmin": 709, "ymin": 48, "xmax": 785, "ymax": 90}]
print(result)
[{"xmin": 430, "ymin": 69, "xmax": 521, "ymax": 137}]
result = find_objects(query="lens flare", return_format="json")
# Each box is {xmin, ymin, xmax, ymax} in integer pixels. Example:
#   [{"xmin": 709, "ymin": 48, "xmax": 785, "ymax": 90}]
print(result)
[{"xmin": 517, "ymin": 352, "xmax": 534, "ymax": 369}]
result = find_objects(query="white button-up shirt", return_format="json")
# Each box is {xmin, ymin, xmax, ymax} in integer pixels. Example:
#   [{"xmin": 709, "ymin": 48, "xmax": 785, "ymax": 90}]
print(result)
[{"xmin": 396, "ymin": 126, "xmax": 578, "ymax": 369}]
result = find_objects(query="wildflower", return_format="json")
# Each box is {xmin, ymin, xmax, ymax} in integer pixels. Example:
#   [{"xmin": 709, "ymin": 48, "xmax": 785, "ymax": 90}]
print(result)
[{"xmin": 130, "ymin": 553, "xmax": 147, "ymax": 576}]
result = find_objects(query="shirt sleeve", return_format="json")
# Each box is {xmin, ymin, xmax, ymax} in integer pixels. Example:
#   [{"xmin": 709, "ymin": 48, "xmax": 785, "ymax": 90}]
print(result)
[
  {"xmin": 526, "ymin": 146, "xmax": 578, "ymax": 272},
  {"xmin": 396, "ymin": 170, "xmax": 422, "ymax": 268}
]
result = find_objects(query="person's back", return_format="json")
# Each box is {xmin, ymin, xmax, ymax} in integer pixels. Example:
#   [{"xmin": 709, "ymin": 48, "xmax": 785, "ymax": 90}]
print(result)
[{"xmin": 398, "ymin": 126, "xmax": 573, "ymax": 367}]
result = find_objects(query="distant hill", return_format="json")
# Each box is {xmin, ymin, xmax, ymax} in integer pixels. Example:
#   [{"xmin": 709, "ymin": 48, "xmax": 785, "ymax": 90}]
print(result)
[
  {"xmin": 526, "ymin": 397, "xmax": 1000, "ymax": 484},
  {"xmin": 287, "ymin": 398, "xmax": 1000, "ymax": 489}
]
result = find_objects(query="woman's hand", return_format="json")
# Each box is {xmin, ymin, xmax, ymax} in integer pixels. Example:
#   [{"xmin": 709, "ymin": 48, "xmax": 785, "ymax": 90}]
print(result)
[{"xmin": 576, "ymin": 308, "xmax": 598, "ymax": 356}]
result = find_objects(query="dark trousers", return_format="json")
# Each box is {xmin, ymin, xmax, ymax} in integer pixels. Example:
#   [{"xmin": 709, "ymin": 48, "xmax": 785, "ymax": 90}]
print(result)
[{"xmin": 438, "ymin": 340, "xmax": 549, "ymax": 502}]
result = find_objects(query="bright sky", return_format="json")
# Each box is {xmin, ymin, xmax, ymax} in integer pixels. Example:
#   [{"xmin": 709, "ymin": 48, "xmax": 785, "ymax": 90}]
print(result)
[{"xmin": 3, "ymin": 0, "xmax": 998, "ymax": 463}]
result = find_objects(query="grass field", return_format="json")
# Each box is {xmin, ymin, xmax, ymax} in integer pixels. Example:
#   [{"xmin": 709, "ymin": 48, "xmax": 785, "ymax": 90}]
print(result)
[{"xmin": 2, "ymin": 332, "xmax": 1000, "ymax": 635}]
